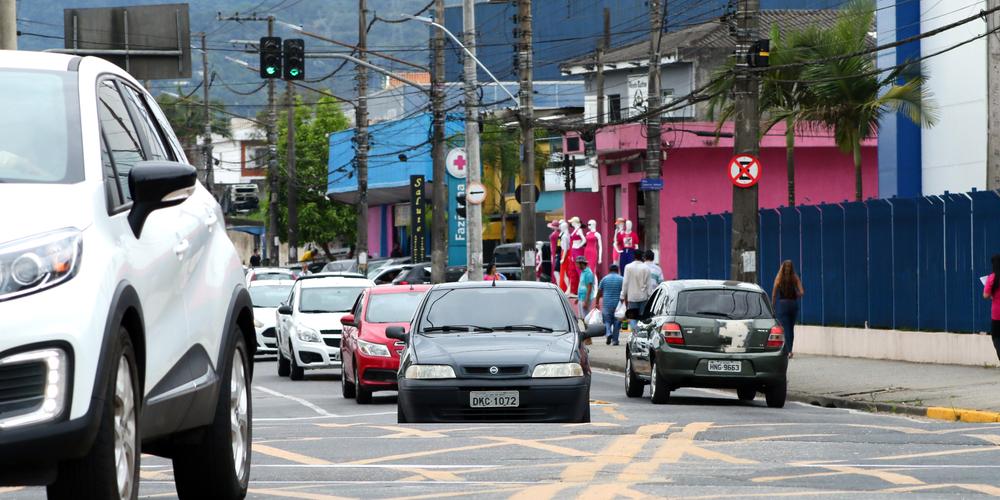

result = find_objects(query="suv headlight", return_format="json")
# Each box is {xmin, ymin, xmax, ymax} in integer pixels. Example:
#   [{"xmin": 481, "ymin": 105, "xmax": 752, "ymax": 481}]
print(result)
[
  {"xmin": 0, "ymin": 228, "xmax": 82, "ymax": 302},
  {"xmin": 357, "ymin": 339, "xmax": 391, "ymax": 357},
  {"xmin": 296, "ymin": 327, "xmax": 322, "ymax": 343},
  {"xmin": 532, "ymin": 362, "xmax": 584, "ymax": 378},
  {"xmin": 404, "ymin": 364, "xmax": 456, "ymax": 379}
]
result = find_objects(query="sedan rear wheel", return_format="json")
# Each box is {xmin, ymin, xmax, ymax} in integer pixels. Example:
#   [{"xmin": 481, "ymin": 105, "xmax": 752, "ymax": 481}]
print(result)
[
  {"xmin": 765, "ymin": 380, "xmax": 787, "ymax": 408},
  {"xmin": 625, "ymin": 355, "xmax": 644, "ymax": 398},
  {"xmin": 650, "ymin": 358, "xmax": 670, "ymax": 405}
]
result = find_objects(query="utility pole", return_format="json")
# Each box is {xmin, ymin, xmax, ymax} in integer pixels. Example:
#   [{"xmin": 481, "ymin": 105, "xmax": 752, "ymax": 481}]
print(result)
[
  {"xmin": 518, "ymin": 0, "xmax": 536, "ymax": 281},
  {"xmin": 596, "ymin": 8, "xmax": 609, "ymax": 124},
  {"xmin": 201, "ymin": 33, "xmax": 214, "ymax": 195},
  {"xmin": 730, "ymin": 0, "xmax": 760, "ymax": 283},
  {"xmin": 988, "ymin": 0, "xmax": 1000, "ymax": 190},
  {"xmin": 356, "ymin": 0, "xmax": 370, "ymax": 273},
  {"xmin": 266, "ymin": 17, "xmax": 281, "ymax": 266},
  {"xmin": 286, "ymin": 81, "xmax": 298, "ymax": 264},
  {"xmin": 430, "ymin": 0, "xmax": 447, "ymax": 283},
  {"xmin": 644, "ymin": 0, "xmax": 663, "ymax": 260},
  {"xmin": 462, "ymin": 0, "xmax": 484, "ymax": 281},
  {"xmin": 0, "ymin": 0, "xmax": 15, "ymax": 50}
]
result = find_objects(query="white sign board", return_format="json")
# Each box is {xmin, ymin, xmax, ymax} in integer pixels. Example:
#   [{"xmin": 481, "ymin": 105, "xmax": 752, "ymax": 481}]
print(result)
[
  {"xmin": 466, "ymin": 181, "xmax": 487, "ymax": 205},
  {"xmin": 446, "ymin": 148, "xmax": 469, "ymax": 179},
  {"xmin": 627, "ymin": 74, "xmax": 648, "ymax": 117}
]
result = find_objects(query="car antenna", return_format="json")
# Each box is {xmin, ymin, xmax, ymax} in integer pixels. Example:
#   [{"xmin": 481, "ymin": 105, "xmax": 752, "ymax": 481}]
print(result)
[
  {"xmin": 491, "ymin": 276, "xmax": 496, "ymax": 287},
  {"xmin": 409, "ymin": 282, "xmax": 414, "ymax": 291}
]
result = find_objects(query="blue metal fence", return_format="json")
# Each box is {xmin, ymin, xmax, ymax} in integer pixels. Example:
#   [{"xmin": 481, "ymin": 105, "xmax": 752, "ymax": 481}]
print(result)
[{"xmin": 674, "ymin": 190, "xmax": 1000, "ymax": 333}]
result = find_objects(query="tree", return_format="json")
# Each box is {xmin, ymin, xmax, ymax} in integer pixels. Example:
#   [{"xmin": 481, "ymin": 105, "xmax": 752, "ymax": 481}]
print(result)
[
  {"xmin": 481, "ymin": 120, "xmax": 521, "ymax": 243},
  {"xmin": 155, "ymin": 88, "xmax": 232, "ymax": 151},
  {"xmin": 271, "ymin": 93, "xmax": 355, "ymax": 260},
  {"xmin": 798, "ymin": 0, "xmax": 937, "ymax": 201}
]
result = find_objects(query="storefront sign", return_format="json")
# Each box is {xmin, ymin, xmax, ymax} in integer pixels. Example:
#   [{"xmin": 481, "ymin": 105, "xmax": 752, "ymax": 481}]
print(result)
[{"xmin": 410, "ymin": 175, "xmax": 427, "ymax": 259}]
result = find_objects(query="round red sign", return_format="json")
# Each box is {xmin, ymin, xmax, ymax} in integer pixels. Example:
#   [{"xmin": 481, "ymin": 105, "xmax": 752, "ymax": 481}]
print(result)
[{"xmin": 729, "ymin": 154, "xmax": 761, "ymax": 188}]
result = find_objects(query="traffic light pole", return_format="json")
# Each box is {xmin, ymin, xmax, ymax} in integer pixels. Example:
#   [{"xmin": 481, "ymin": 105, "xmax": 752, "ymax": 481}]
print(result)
[
  {"xmin": 430, "ymin": 0, "xmax": 447, "ymax": 284},
  {"xmin": 462, "ymin": 0, "xmax": 484, "ymax": 281},
  {"xmin": 286, "ymin": 80, "xmax": 298, "ymax": 265},
  {"xmin": 518, "ymin": 0, "xmax": 536, "ymax": 282},
  {"xmin": 356, "ymin": 0, "xmax": 370, "ymax": 274},
  {"xmin": 266, "ymin": 16, "xmax": 281, "ymax": 266},
  {"xmin": 731, "ymin": 0, "xmax": 760, "ymax": 284}
]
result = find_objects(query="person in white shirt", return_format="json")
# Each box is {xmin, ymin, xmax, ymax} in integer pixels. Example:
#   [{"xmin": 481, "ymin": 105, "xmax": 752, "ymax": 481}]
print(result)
[
  {"xmin": 644, "ymin": 249, "xmax": 663, "ymax": 293},
  {"xmin": 620, "ymin": 249, "xmax": 651, "ymax": 333}
]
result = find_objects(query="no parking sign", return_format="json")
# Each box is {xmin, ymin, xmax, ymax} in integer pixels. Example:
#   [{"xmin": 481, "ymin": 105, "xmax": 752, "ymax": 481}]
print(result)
[{"xmin": 729, "ymin": 154, "xmax": 761, "ymax": 188}]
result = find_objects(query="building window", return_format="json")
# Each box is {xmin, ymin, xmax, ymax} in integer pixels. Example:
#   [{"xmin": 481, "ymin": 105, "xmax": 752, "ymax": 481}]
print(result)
[
  {"xmin": 608, "ymin": 164, "xmax": 621, "ymax": 176},
  {"xmin": 662, "ymin": 89, "xmax": 675, "ymax": 118},
  {"xmin": 566, "ymin": 136, "xmax": 580, "ymax": 153},
  {"xmin": 609, "ymin": 94, "xmax": 621, "ymax": 122}
]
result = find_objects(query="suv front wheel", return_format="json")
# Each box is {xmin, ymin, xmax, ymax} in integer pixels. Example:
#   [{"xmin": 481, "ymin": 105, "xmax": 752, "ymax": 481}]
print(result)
[
  {"xmin": 49, "ymin": 327, "xmax": 140, "ymax": 500},
  {"xmin": 172, "ymin": 329, "xmax": 252, "ymax": 499}
]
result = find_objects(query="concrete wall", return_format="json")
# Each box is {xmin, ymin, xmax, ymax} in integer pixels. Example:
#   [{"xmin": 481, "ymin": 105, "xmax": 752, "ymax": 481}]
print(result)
[
  {"xmin": 796, "ymin": 325, "xmax": 999, "ymax": 367},
  {"xmin": 227, "ymin": 230, "xmax": 255, "ymax": 266},
  {"xmin": 920, "ymin": 0, "xmax": 988, "ymax": 195}
]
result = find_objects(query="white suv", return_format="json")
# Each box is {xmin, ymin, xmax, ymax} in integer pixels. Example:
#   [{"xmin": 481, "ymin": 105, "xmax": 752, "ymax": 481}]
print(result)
[
  {"xmin": 0, "ymin": 52, "xmax": 254, "ymax": 499},
  {"xmin": 276, "ymin": 275, "xmax": 373, "ymax": 380}
]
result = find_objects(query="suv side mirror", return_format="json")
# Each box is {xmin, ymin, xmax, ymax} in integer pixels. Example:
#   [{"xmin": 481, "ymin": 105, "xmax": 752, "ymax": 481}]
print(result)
[
  {"xmin": 340, "ymin": 313, "xmax": 356, "ymax": 327},
  {"xmin": 277, "ymin": 305, "xmax": 293, "ymax": 315},
  {"xmin": 385, "ymin": 326, "xmax": 407, "ymax": 341},
  {"xmin": 127, "ymin": 161, "xmax": 197, "ymax": 237}
]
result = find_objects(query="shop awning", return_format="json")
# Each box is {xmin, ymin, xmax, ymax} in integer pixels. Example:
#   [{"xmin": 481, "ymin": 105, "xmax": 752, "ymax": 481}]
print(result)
[{"xmin": 536, "ymin": 191, "xmax": 564, "ymax": 213}]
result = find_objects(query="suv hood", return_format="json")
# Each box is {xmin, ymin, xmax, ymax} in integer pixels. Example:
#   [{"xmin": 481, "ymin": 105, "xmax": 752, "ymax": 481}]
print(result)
[
  {"xmin": 0, "ymin": 184, "xmax": 94, "ymax": 243},
  {"xmin": 412, "ymin": 332, "xmax": 575, "ymax": 367}
]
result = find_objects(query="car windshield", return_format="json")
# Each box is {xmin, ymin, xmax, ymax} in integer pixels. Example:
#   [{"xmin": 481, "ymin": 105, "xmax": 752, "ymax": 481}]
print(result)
[
  {"xmin": 0, "ymin": 70, "xmax": 82, "ymax": 184},
  {"xmin": 250, "ymin": 285, "xmax": 292, "ymax": 308},
  {"xmin": 255, "ymin": 272, "xmax": 292, "ymax": 281},
  {"xmin": 324, "ymin": 260, "xmax": 355, "ymax": 273},
  {"xmin": 366, "ymin": 292, "xmax": 425, "ymax": 323},
  {"xmin": 298, "ymin": 287, "xmax": 366, "ymax": 313},
  {"xmin": 675, "ymin": 289, "xmax": 773, "ymax": 320},
  {"xmin": 493, "ymin": 247, "xmax": 519, "ymax": 267},
  {"xmin": 419, "ymin": 288, "xmax": 570, "ymax": 332}
]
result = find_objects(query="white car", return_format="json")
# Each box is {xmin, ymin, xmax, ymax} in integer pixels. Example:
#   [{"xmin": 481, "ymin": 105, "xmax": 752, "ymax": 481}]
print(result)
[
  {"xmin": 249, "ymin": 280, "xmax": 295, "ymax": 358},
  {"xmin": 0, "ymin": 52, "xmax": 253, "ymax": 499},
  {"xmin": 245, "ymin": 266, "xmax": 297, "ymax": 285},
  {"xmin": 275, "ymin": 275, "xmax": 374, "ymax": 380}
]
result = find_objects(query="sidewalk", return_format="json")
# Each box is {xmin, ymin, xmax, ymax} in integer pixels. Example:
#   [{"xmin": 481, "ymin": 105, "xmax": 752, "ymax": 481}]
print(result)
[{"xmin": 586, "ymin": 333, "xmax": 1000, "ymax": 422}]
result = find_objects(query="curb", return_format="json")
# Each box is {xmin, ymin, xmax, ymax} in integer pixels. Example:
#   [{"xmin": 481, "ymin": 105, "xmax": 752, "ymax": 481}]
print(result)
[{"xmin": 589, "ymin": 358, "xmax": 1000, "ymax": 422}]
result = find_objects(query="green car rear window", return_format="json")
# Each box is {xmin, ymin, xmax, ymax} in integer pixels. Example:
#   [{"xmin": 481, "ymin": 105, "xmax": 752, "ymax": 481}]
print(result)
[{"xmin": 675, "ymin": 289, "xmax": 773, "ymax": 320}]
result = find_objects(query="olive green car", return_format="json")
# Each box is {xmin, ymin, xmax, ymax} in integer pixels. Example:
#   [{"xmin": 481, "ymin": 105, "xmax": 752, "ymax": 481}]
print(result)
[{"xmin": 624, "ymin": 280, "xmax": 788, "ymax": 407}]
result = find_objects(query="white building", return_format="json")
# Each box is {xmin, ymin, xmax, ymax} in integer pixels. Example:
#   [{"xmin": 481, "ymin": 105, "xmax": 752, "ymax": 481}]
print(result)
[{"xmin": 197, "ymin": 117, "xmax": 268, "ymax": 186}]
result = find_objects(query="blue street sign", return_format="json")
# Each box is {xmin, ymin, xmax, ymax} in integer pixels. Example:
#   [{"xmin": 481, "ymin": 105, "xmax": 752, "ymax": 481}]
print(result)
[
  {"xmin": 447, "ymin": 173, "xmax": 467, "ymax": 266},
  {"xmin": 640, "ymin": 177, "xmax": 664, "ymax": 191}
]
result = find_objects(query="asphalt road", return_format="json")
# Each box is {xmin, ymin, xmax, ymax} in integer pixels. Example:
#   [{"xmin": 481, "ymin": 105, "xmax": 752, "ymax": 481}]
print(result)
[{"xmin": 6, "ymin": 362, "xmax": 1000, "ymax": 499}]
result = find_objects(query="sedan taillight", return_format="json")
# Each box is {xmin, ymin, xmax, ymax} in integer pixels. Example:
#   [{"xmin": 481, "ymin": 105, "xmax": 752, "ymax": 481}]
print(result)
[
  {"xmin": 660, "ymin": 322, "xmax": 684, "ymax": 345},
  {"xmin": 767, "ymin": 325, "xmax": 785, "ymax": 348}
]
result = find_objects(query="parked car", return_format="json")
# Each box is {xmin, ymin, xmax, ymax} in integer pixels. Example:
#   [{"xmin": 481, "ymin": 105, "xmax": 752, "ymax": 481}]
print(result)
[
  {"xmin": 246, "ymin": 266, "xmax": 297, "ymax": 284},
  {"xmin": 366, "ymin": 257, "xmax": 412, "ymax": 279},
  {"xmin": 391, "ymin": 281, "xmax": 605, "ymax": 423},
  {"xmin": 390, "ymin": 264, "xmax": 467, "ymax": 285},
  {"xmin": 222, "ymin": 183, "xmax": 260, "ymax": 215},
  {"xmin": 322, "ymin": 259, "xmax": 358, "ymax": 274},
  {"xmin": 491, "ymin": 242, "xmax": 523, "ymax": 280},
  {"xmin": 275, "ymin": 275, "xmax": 374, "ymax": 380},
  {"xmin": 371, "ymin": 263, "xmax": 414, "ymax": 285},
  {"xmin": 340, "ymin": 285, "xmax": 431, "ymax": 403},
  {"xmin": 0, "ymin": 52, "xmax": 254, "ymax": 498},
  {"xmin": 249, "ymin": 280, "xmax": 295, "ymax": 358},
  {"xmin": 624, "ymin": 280, "xmax": 788, "ymax": 407}
]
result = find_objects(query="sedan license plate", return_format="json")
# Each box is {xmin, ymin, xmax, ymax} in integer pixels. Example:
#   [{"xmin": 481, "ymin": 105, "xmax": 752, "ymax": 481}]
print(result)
[
  {"xmin": 707, "ymin": 360, "xmax": 742, "ymax": 373},
  {"xmin": 469, "ymin": 391, "xmax": 519, "ymax": 408}
]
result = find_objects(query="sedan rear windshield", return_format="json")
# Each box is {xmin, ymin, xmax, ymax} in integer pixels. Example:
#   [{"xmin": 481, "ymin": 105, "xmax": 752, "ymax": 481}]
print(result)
[
  {"xmin": 250, "ymin": 285, "xmax": 292, "ymax": 308},
  {"xmin": 366, "ymin": 292, "xmax": 424, "ymax": 323},
  {"xmin": 299, "ymin": 287, "xmax": 366, "ymax": 313},
  {"xmin": 419, "ymin": 288, "xmax": 570, "ymax": 332},
  {"xmin": 675, "ymin": 289, "xmax": 773, "ymax": 320},
  {"xmin": 0, "ymin": 70, "xmax": 82, "ymax": 184}
]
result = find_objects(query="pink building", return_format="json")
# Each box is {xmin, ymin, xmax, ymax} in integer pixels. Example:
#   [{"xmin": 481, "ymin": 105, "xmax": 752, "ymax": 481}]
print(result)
[{"xmin": 563, "ymin": 122, "xmax": 878, "ymax": 279}]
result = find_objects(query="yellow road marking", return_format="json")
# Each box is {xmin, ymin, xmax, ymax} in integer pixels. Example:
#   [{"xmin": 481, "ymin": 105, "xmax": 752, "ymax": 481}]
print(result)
[
  {"xmin": 370, "ymin": 425, "xmax": 482, "ymax": 439},
  {"xmin": 621, "ymin": 422, "xmax": 756, "ymax": 482},
  {"xmin": 814, "ymin": 465, "xmax": 924, "ymax": 486},
  {"xmin": 398, "ymin": 467, "xmax": 464, "ymax": 482},
  {"xmin": 601, "ymin": 406, "xmax": 628, "ymax": 421},
  {"xmin": 388, "ymin": 485, "xmax": 526, "ymax": 500},
  {"xmin": 675, "ymin": 491, "xmax": 854, "ymax": 499},
  {"xmin": 577, "ymin": 483, "xmax": 653, "ymax": 499},
  {"xmin": 139, "ymin": 469, "xmax": 172, "ymax": 480},
  {"xmin": 972, "ymin": 434, "xmax": 1000, "ymax": 446},
  {"xmin": 844, "ymin": 424, "xmax": 1000, "ymax": 435},
  {"xmin": 870, "ymin": 434, "xmax": 1000, "ymax": 461},
  {"xmin": 484, "ymin": 436, "xmax": 594, "ymax": 458},
  {"xmin": 247, "ymin": 488, "xmax": 354, "ymax": 500},
  {"xmin": 881, "ymin": 483, "xmax": 1000, "ymax": 496},
  {"xmin": 724, "ymin": 433, "xmax": 835, "ymax": 444},
  {"xmin": 753, "ymin": 470, "xmax": 857, "ymax": 483},
  {"xmin": 254, "ymin": 443, "xmax": 333, "ymax": 465},
  {"xmin": 347, "ymin": 435, "xmax": 587, "ymax": 465},
  {"xmin": 562, "ymin": 423, "xmax": 671, "ymax": 483},
  {"xmin": 314, "ymin": 423, "xmax": 365, "ymax": 429}
]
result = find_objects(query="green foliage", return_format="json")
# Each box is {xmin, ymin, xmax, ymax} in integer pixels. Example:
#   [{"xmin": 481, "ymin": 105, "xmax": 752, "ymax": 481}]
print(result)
[
  {"xmin": 155, "ymin": 89, "xmax": 232, "ymax": 150},
  {"xmin": 269, "ymin": 94, "xmax": 354, "ymax": 258}
]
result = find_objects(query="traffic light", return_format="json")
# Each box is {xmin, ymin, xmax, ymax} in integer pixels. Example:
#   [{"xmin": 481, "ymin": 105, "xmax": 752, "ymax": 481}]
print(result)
[
  {"xmin": 283, "ymin": 38, "xmax": 305, "ymax": 80},
  {"xmin": 747, "ymin": 39, "xmax": 770, "ymax": 68},
  {"xmin": 259, "ymin": 36, "xmax": 282, "ymax": 79},
  {"xmin": 455, "ymin": 191, "xmax": 466, "ymax": 218}
]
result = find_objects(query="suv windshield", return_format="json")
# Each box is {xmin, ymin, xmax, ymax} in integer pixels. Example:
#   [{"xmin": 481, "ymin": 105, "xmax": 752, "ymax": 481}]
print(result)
[
  {"xmin": 250, "ymin": 285, "xmax": 292, "ymax": 308},
  {"xmin": 366, "ymin": 292, "xmax": 424, "ymax": 323},
  {"xmin": 298, "ymin": 287, "xmax": 366, "ymax": 313},
  {"xmin": 419, "ymin": 287, "xmax": 570, "ymax": 332},
  {"xmin": 676, "ymin": 289, "xmax": 773, "ymax": 320},
  {"xmin": 493, "ymin": 247, "xmax": 520, "ymax": 267},
  {"xmin": 0, "ymin": 70, "xmax": 82, "ymax": 184}
]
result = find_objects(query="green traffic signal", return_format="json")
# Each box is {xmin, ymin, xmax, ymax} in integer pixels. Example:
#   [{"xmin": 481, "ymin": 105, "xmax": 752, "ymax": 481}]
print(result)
[
  {"xmin": 266, "ymin": 66, "xmax": 277, "ymax": 75},
  {"xmin": 289, "ymin": 68, "xmax": 300, "ymax": 77}
]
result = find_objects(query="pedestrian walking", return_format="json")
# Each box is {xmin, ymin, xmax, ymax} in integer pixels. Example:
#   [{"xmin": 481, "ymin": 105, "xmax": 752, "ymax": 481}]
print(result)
[
  {"xmin": 484, "ymin": 263, "xmax": 506, "ymax": 281},
  {"xmin": 644, "ymin": 249, "xmax": 663, "ymax": 291},
  {"xmin": 983, "ymin": 254, "xmax": 1000, "ymax": 362},
  {"xmin": 596, "ymin": 264, "xmax": 624, "ymax": 345},
  {"xmin": 620, "ymin": 249, "xmax": 651, "ymax": 333},
  {"xmin": 576, "ymin": 256, "xmax": 595, "ymax": 319},
  {"xmin": 249, "ymin": 250, "xmax": 261, "ymax": 268},
  {"xmin": 772, "ymin": 260, "xmax": 805, "ymax": 358}
]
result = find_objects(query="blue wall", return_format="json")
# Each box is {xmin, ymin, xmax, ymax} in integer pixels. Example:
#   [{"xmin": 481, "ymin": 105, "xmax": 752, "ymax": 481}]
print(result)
[
  {"xmin": 675, "ymin": 190, "xmax": 1000, "ymax": 333},
  {"xmin": 327, "ymin": 113, "xmax": 465, "ymax": 195},
  {"xmin": 441, "ymin": 0, "xmax": 847, "ymax": 83},
  {"xmin": 876, "ymin": 0, "xmax": 923, "ymax": 198}
]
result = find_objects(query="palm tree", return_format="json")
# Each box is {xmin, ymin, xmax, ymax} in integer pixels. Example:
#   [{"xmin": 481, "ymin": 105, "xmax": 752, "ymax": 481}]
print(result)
[{"xmin": 797, "ymin": 0, "xmax": 936, "ymax": 201}]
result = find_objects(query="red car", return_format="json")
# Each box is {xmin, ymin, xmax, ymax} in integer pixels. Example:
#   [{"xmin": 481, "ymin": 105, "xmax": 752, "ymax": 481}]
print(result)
[{"xmin": 340, "ymin": 284, "xmax": 431, "ymax": 403}]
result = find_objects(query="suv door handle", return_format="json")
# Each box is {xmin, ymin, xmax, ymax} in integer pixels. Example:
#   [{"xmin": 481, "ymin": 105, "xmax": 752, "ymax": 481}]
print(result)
[
  {"xmin": 203, "ymin": 208, "xmax": 217, "ymax": 230},
  {"xmin": 173, "ymin": 239, "xmax": 190, "ymax": 258}
]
